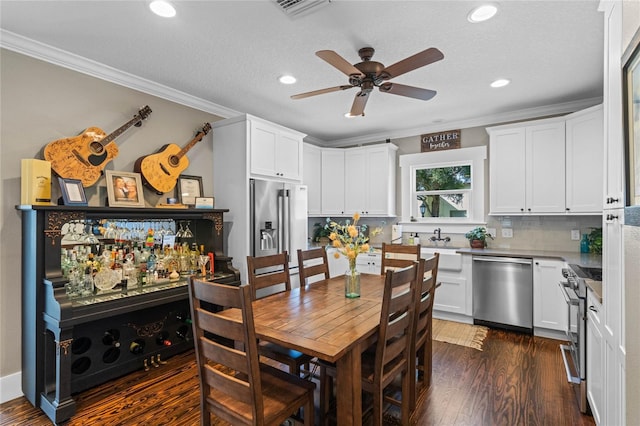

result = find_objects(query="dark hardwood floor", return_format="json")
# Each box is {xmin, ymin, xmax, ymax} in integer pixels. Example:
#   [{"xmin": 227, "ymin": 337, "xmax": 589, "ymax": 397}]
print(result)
[{"xmin": 0, "ymin": 328, "xmax": 594, "ymax": 425}]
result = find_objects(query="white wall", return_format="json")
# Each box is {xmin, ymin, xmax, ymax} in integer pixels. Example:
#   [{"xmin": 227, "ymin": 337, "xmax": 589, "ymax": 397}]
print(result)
[{"xmin": 0, "ymin": 49, "xmax": 222, "ymax": 401}]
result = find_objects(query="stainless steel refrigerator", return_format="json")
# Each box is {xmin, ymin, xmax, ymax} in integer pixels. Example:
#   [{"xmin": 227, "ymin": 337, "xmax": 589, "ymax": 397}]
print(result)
[{"xmin": 249, "ymin": 178, "xmax": 308, "ymax": 274}]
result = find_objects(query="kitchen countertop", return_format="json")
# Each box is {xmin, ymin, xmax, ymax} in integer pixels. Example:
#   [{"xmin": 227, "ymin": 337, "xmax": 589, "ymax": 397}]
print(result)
[{"xmin": 453, "ymin": 247, "xmax": 602, "ymax": 269}]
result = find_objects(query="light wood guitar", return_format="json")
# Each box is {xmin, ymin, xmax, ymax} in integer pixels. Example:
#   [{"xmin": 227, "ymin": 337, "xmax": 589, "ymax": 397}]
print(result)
[
  {"xmin": 43, "ymin": 106, "xmax": 152, "ymax": 187},
  {"xmin": 134, "ymin": 123, "xmax": 211, "ymax": 194}
]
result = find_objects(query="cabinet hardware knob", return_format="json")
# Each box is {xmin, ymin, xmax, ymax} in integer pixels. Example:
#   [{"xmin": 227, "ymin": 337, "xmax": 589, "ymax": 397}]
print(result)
[
  {"xmin": 520, "ymin": 208, "xmax": 524, "ymax": 212},
  {"xmin": 566, "ymin": 208, "xmax": 570, "ymax": 211}
]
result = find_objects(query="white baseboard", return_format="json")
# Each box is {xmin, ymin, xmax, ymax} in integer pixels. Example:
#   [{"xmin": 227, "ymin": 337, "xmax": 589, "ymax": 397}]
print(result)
[{"xmin": 0, "ymin": 371, "xmax": 23, "ymax": 403}]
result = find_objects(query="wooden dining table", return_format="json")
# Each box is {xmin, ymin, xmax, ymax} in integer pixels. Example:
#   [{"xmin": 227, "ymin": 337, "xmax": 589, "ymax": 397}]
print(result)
[{"xmin": 220, "ymin": 272, "xmax": 387, "ymax": 426}]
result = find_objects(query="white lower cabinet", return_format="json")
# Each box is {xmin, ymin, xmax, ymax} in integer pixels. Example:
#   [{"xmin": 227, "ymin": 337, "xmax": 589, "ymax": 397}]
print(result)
[
  {"xmin": 587, "ymin": 291, "xmax": 604, "ymax": 425},
  {"xmin": 533, "ymin": 258, "xmax": 567, "ymax": 332},
  {"xmin": 432, "ymin": 253, "xmax": 470, "ymax": 317},
  {"xmin": 356, "ymin": 253, "xmax": 381, "ymax": 275}
]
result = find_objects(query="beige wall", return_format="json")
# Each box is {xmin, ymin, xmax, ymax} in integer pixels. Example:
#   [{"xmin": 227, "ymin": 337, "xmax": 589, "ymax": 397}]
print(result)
[{"xmin": 0, "ymin": 49, "xmax": 222, "ymax": 379}]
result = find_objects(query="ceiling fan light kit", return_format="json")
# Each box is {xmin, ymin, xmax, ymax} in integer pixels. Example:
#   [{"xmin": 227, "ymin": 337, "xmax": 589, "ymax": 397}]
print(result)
[{"xmin": 291, "ymin": 46, "xmax": 444, "ymax": 116}]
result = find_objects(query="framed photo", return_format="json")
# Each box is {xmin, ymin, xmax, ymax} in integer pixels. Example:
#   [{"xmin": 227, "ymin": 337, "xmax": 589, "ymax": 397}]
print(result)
[
  {"xmin": 176, "ymin": 175, "xmax": 203, "ymax": 205},
  {"xmin": 195, "ymin": 196, "xmax": 215, "ymax": 209},
  {"xmin": 623, "ymin": 27, "xmax": 640, "ymax": 207},
  {"xmin": 58, "ymin": 177, "xmax": 87, "ymax": 206},
  {"xmin": 105, "ymin": 170, "xmax": 145, "ymax": 208}
]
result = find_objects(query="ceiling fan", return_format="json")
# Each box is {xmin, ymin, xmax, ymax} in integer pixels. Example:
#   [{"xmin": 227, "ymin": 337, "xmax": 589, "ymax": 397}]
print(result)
[{"xmin": 291, "ymin": 47, "xmax": 444, "ymax": 116}]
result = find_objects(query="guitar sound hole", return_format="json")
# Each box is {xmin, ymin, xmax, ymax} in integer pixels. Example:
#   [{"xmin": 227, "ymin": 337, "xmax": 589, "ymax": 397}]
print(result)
[
  {"xmin": 168, "ymin": 156, "xmax": 180, "ymax": 167},
  {"xmin": 89, "ymin": 141, "xmax": 104, "ymax": 154}
]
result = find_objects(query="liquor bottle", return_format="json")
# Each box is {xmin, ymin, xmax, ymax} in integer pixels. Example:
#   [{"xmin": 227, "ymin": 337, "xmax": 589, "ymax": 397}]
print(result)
[
  {"xmin": 82, "ymin": 266, "xmax": 94, "ymax": 295},
  {"xmin": 146, "ymin": 248, "xmax": 157, "ymax": 284}
]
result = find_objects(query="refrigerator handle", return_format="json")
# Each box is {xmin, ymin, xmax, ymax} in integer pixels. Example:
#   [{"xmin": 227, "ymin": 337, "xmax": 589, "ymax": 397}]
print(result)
[
  {"xmin": 283, "ymin": 190, "xmax": 290, "ymax": 254},
  {"xmin": 277, "ymin": 190, "xmax": 284, "ymax": 253}
]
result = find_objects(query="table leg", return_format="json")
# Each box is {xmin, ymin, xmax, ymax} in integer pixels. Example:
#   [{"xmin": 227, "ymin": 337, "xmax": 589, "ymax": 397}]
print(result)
[{"xmin": 335, "ymin": 342, "xmax": 362, "ymax": 426}]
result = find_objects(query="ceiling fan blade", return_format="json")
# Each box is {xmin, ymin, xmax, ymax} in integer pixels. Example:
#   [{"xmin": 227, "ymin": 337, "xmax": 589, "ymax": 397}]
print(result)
[
  {"xmin": 349, "ymin": 91, "xmax": 370, "ymax": 117},
  {"xmin": 379, "ymin": 82, "xmax": 437, "ymax": 101},
  {"xmin": 291, "ymin": 85, "xmax": 354, "ymax": 100},
  {"xmin": 316, "ymin": 50, "xmax": 364, "ymax": 77},
  {"xmin": 379, "ymin": 47, "xmax": 444, "ymax": 80}
]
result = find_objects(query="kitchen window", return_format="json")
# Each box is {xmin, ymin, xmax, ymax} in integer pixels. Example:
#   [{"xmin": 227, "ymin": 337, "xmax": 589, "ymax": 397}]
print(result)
[{"xmin": 399, "ymin": 146, "xmax": 486, "ymax": 227}]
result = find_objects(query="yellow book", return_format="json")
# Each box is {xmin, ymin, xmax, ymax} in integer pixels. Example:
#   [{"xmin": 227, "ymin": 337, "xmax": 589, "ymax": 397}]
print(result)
[{"xmin": 21, "ymin": 159, "xmax": 52, "ymax": 205}]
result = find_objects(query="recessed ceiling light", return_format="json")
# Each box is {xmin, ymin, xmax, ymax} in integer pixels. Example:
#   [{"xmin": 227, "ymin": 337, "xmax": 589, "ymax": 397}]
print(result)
[
  {"xmin": 279, "ymin": 75, "xmax": 297, "ymax": 84},
  {"xmin": 490, "ymin": 78, "xmax": 510, "ymax": 88},
  {"xmin": 149, "ymin": 1, "xmax": 176, "ymax": 18},
  {"xmin": 468, "ymin": 4, "xmax": 498, "ymax": 23}
]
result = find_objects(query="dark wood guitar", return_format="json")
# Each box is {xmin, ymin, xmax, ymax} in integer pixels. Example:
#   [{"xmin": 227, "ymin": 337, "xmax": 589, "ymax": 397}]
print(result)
[
  {"xmin": 43, "ymin": 106, "xmax": 152, "ymax": 187},
  {"xmin": 134, "ymin": 123, "xmax": 212, "ymax": 194}
]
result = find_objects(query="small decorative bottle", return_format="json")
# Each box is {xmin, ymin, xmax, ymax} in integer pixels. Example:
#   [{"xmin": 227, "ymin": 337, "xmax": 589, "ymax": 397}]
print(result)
[{"xmin": 580, "ymin": 234, "xmax": 590, "ymax": 253}]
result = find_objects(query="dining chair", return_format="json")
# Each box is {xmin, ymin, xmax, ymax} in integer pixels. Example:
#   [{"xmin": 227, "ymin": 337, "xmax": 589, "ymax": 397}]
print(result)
[
  {"xmin": 297, "ymin": 247, "xmax": 330, "ymax": 286},
  {"xmin": 409, "ymin": 253, "xmax": 439, "ymax": 417},
  {"xmin": 246, "ymin": 252, "xmax": 313, "ymax": 377},
  {"xmin": 380, "ymin": 242, "xmax": 422, "ymax": 274},
  {"xmin": 319, "ymin": 259, "xmax": 424, "ymax": 425},
  {"xmin": 187, "ymin": 277, "xmax": 315, "ymax": 426}
]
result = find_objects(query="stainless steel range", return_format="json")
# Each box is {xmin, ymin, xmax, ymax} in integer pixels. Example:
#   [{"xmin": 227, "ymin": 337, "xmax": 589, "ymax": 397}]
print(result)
[{"xmin": 559, "ymin": 263, "xmax": 602, "ymax": 414}]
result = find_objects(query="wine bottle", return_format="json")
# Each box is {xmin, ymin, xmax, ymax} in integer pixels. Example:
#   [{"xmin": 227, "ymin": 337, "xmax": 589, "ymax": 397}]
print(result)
[
  {"xmin": 129, "ymin": 339, "xmax": 145, "ymax": 354},
  {"xmin": 156, "ymin": 331, "xmax": 171, "ymax": 346},
  {"xmin": 102, "ymin": 329, "xmax": 121, "ymax": 347}
]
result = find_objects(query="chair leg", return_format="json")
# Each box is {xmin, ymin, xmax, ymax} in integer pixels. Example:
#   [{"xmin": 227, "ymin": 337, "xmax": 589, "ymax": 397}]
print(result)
[
  {"xmin": 304, "ymin": 391, "xmax": 315, "ymax": 426},
  {"xmin": 401, "ymin": 369, "xmax": 411, "ymax": 425},
  {"xmin": 373, "ymin": 387, "xmax": 383, "ymax": 426}
]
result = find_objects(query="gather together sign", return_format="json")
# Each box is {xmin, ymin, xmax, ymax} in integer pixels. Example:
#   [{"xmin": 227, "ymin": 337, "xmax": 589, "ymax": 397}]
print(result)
[{"xmin": 421, "ymin": 129, "xmax": 461, "ymax": 152}]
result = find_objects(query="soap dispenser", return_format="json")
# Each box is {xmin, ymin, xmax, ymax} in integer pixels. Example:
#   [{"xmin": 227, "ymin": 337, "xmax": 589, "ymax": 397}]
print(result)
[
  {"xmin": 414, "ymin": 233, "xmax": 420, "ymax": 245},
  {"xmin": 408, "ymin": 233, "xmax": 415, "ymax": 245}
]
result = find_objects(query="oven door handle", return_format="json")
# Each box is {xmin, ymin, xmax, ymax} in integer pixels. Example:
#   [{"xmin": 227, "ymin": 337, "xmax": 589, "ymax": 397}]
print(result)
[
  {"xmin": 560, "ymin": 344, "xmax": 581, "ymax": 384},
  {"xmin": 558, "ymin": 281, "xmax": 580, "ymax": 306}
]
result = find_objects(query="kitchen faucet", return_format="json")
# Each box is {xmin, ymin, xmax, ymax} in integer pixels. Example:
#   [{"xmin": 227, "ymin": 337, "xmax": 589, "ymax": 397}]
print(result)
[{"xmin": 430, "ymin": 227, "xmax": 451, "ymax": 243}]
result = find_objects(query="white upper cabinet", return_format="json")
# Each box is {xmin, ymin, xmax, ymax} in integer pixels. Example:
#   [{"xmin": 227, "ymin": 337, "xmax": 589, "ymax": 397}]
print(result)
[
  {"xmin": 321, "ymin": 148, "xmax": 346, "ymax": 215},
  {"xmin": 249, "ymin": 117, "xmax": 304, "ymax": 182},
  {"xmin": 488, "ymin": 106, "xmax": 604, "ymax": 216},
  {"xmin": 565, "ymin": 104, "xmax": 604, "ymax": 213},
  {"xmin": 488, "ymin": 118, "xmax": 565, "ymax": 214},
  {"xmin": 307, "ymin": 143, "xmax": 397, "ymax": 217},
  {"xmin": 303, "ymin": 143, "xmax": 322, "ymax": 215},
  {"xmin": 344, "ymin": 144, "xmax": 397, "ymax": 216}
]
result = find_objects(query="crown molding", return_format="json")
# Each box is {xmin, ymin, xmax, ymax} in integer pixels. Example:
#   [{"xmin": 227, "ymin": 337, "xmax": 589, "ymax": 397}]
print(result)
[
  {"xmin": 320, "ymin": 96, "xmax": 603, "ymax": 148},
  {"xmin": 0, "ymin": 30, "xmax": 241, "ymax": 119}
]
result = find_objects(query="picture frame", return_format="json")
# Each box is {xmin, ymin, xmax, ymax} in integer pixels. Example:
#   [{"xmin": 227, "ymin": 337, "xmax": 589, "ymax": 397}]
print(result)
[
  {"xmin": 195, "ymin": 196, "xmax": 215, "ymax": 209},
  {"xmin": 105, "ymin": 170, "xmax": 146, "ymax": 208},
  {"xmin": 57, "ymin": 177, "xmax": 87, "ymax": 206},
  {"xmin": 176, "ymin": 174, "xmax": 203, "ymax": 206},
  {"xmin": 623, "ymin": 26, "xmax": 640, "ymax": 207}
]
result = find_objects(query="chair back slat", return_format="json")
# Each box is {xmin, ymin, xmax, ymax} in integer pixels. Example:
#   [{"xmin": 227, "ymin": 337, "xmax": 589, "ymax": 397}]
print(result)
[
  {"xmin": 375, "ymin": 260, "xmax": 423, "ymax": 381},
  {"xmin": 247, "ymin": 252, "xmax": 291, "ymax": 300},
  {"xmin": 195, "ymin": 307, "xmax": 245, "ymax": 342},
  {"xmin": 203, "ymin": 362, "xmax": 253, "ymax": 406},
  {"xmin": 381, "ymin": 243, "xmax": 421, "ymax": 274},
  {"xmin": 414, "ymin": 254, "xmax": 439, "ymax": 347},
  {"xmin": 297, "ymin": 248, "xmax": 330, "ymax": 286}
]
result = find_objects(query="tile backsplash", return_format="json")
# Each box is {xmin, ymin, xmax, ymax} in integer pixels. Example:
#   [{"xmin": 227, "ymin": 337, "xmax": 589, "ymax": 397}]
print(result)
[{"xmin": 308, "ymin": 215, "xmax": 603, "ymax": 252}]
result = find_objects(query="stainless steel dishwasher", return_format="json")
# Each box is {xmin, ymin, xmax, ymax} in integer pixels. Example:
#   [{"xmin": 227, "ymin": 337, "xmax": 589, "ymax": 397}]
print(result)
[{"xmin": 472, "ymin": 256, "xmax": 533, "ymax": 333}]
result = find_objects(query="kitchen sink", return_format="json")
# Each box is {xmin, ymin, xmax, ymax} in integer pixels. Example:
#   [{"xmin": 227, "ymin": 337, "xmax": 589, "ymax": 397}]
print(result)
[{"xmin": 421, "ymin": 247, "xmax": 463, "ymax": 271}]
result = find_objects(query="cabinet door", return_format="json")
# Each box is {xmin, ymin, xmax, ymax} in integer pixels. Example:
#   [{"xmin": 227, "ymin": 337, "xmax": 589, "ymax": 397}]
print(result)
[
  {"xmin": 587, "ymin": 293, "xmax": 604, "ymax": 425},
  {"xmin": 566, "ymin": 106, "xmax": 604, "ymax": 213},
  {"xmin": 533, "ymin": 258, "xmax": 567, "ymax": 331},
  {"xmin": 276, "ymin": 130, "xmax": 302, "ymax": 181},
  {"xmin": 321, "ymin": 149, "xmax": 345, "ymax": 215},
  {"xmin": 526, "ymin": 122, "xmax": 566, "ymax": 213},
  {"xmin": 250, "ymin": 120, "xmax": 278, "ymax": 177},
  {"xmin": 303, "ymin": 143, "xmax": 322, "ymax": 215},
  {"xmin": 433, "ymin": 273, "xmax": 467, "ymax": 315},
  {"xmin": 344, "ymin": 148, "xmax": 367, "ymax": 215},
  {"xmin": 489, "ymin": 128, "xmax": 526, "ymax": 213},
  {"xmin": 365, "ymin": 145, "xmax": 394, "ymax": 216}
]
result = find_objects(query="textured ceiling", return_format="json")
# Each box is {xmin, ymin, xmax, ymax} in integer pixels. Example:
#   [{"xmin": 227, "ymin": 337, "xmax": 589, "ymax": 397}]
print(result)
[{"xmin": 0, "ymin": 0, "xmax": 604, "ymax": 146}]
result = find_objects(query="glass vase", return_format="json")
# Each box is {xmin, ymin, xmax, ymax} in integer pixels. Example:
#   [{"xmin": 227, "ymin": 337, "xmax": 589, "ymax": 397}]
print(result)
[{"xmin": 345, "ymin": 258, "xmax": 361, "ymax": 298}]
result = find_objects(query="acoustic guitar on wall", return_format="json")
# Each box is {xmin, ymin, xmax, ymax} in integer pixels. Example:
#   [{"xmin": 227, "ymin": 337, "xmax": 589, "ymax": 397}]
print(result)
[
  {"xmin": 43, "ymin": 106, "xmax": 152, "ymax": 187},
  {"xmin": 134, "ymin": 123, "xmax": 212, "ymax": 194}
]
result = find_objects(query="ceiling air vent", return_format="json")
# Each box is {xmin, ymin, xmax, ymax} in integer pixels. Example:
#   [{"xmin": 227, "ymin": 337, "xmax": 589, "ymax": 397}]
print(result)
[{"xmin": 275, "ymin": 0, "xmax": 330, "ymax": 17}]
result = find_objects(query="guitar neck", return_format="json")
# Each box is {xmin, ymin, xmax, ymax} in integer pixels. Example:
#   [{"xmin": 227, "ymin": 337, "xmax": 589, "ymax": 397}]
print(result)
[
  {"xmin": 176, "ymin": 132, "xmax": 206, "ymax": 159},
  {"xmin": 99, "ymin": 114, "xmax": 145, "ymax": 147}
]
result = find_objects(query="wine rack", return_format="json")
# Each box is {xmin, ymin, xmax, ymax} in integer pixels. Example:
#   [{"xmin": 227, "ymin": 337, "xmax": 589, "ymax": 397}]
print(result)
[{"xmin": 17, "ymin": 205, "xmax": 240, "ymax": 424}]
